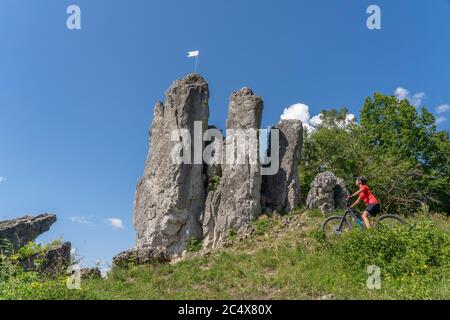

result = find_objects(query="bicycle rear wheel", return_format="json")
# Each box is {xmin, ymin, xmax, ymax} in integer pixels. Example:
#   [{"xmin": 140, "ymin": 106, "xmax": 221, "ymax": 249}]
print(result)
[
  {"xmin": 376, "ymin": 214, "xmax": 405, "ymax": 229},
  {"xmin": 322, "ymin": 216, "xmax": 352, "ymax": 242}
]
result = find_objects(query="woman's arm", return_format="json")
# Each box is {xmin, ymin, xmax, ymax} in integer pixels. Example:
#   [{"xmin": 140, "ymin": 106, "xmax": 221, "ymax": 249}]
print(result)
[
  {"xmin": 348, "ymin": 188, "xmax": 363, "ymax": 208},
  {"xmin": 350, "ymin": 198, "xmax": 360, "ymax": 209},
  {"xmin": 348, "ymin": 189, "xmax": 363, "ymax": 199}
]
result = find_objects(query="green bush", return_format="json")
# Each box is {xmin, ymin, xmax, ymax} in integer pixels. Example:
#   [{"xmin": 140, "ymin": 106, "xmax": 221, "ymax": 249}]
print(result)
[
  {"xmin": 0, "ymin": 255, "xmax": 79, "ymax": 300},
  {"xmin": 0, "ymin": 241, "xmax": 88, "ymax": 300},
  {"xmin": 336, "ymin": 218, "xmax": 450, "ymax": 279}
]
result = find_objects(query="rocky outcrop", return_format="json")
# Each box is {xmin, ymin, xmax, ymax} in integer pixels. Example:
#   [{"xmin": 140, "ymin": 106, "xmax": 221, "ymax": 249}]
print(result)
[
  {"xmin": 0, "ymin": 214, "xmax": 57, "ymax": 252},
  {"xmin": 21, "ymin": 242, "xmax": 72, "ymax": 274},
  {"xmin": 0, "ymin": 214, "xmax": 72, "ymax": 274},
  {"xmin": 42, "ymin": 242, "xmax": 72, "ymax": 273},
  {"xmin": 202, "ymin": 88, "xmax": 264, "ymax": 250},
  {"xmin": 123, "ymin": 74, "xmax": 309, "ymax": 263},
  {"xmin": 81, "ymin": 267, "xmax": 102, "ymax": 280},
  {"xmin": 262, "ymin": 119, "xmax": 303, "ymax": 213},
  {"xmin": 113, "ymin": 246, "xmax": 170, "ymax": 268},
  {"xmin": 133, "ymin": 73, "xmax": 210, "ymax": 260},
  {"xmin": 306, "ymin": 172, "xmax": 349, "ymax": 213}
]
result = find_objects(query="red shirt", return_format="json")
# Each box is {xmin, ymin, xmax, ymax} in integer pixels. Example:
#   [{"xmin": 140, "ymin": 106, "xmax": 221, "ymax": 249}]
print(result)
[{"xmin": 359, "ymin": 185, "xmax": 379, "ymax": 205}]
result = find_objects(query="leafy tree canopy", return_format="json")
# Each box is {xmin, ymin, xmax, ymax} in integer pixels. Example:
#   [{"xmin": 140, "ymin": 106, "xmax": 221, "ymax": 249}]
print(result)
[{"xmin": 299, "ymin": 93, "xmax": 450, "ymax": 215}]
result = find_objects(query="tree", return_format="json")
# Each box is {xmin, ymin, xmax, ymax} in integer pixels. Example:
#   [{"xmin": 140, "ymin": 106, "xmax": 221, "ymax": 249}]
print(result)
[
  {"xmin": 360, "ymin": 94, "xmax": 438, "ymax": 166},
  {"xmin": 299, "ymin": 95, "xmax": 450, "ymax": 215},
  {"xmin": 360, "ymin": 94, "xmax": 449, "ymax": 214}
]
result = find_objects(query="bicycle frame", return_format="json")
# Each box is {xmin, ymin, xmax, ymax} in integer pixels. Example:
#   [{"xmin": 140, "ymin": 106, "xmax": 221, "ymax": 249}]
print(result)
[{"xmin": 337, "ymin": 208, "xmax": 362, "ymax": 231}]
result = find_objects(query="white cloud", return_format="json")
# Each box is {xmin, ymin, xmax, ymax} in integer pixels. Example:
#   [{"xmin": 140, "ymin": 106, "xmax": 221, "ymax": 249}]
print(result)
[
  {"xmin": 107, "ymin": 218, "xmax": 124, "ymax": 230},
  {"xmin": 395, "ymin": 87, "xmax": 426, "ymax": 108},
  {"xmin": 436, "ymin": 104, "xmax": 450, "ymax": 114},
  {"xmin": 436, "ymin": 116, "xmax": 447, "ymax": 125},
  {"xmin": 70, "ymin": 216, "xmax": 92, "ymax": 225},
  {"xmin": 395, "ymin": 87, "xmax": 410, "ymax": 101},
  {"xmin": 346, "ymin": 113, "xmax": 356, "ymax": 124},
  {"xmin": 281, "ymin": 103, "xmax": 311, "ymax": 124},
  {"xmin": 0, "ymin": 177, "xmax": 7, "ymax": 184},
  {"xmin": 310, "ymin": 114, "xmax": 323, "ymax": 127},
  {"xmin": 280, "ymin": 103, "xmax": 356, "ymax": 132}
]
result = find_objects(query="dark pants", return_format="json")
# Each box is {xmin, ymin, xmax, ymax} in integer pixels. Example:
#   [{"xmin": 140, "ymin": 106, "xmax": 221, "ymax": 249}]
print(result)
[{"xmin": 365, "ymin": 204, "xmax": 381, "ymax": 216}]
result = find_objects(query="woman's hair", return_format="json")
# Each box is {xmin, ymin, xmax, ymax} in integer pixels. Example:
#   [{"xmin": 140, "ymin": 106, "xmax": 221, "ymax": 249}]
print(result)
[{"xmin": 357, "ymin": 176, "xmax": 368, "ymax": 185}]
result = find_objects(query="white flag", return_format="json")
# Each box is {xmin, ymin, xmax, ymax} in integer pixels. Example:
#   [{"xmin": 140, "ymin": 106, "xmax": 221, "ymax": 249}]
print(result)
[{"xmin": 187, "ymin": 50, "xmax": 199, "ymax": 58}]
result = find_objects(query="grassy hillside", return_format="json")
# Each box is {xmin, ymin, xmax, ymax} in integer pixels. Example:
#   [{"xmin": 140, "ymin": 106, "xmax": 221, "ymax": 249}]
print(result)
[
  {"xmin": 80, "ymin": 210, "xmax": 449, "ymax": 300},
  {"xmin": 1, "ymin": 209, "xmax": 449, "ymax": 300}
]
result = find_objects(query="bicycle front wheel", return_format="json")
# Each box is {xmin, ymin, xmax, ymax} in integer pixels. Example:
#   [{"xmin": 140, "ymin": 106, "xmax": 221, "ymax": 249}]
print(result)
[
  {"xmin": 321, "ymin": 216, "xmax": 352, "ymax": 242},
  {"xmin": 376, "ymin": 214, "xmax": 405, "ymax": 229}
]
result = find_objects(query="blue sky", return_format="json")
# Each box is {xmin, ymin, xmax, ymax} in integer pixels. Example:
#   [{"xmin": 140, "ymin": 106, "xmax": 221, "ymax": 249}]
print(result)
[{"xmin": 0, "ymin": 0, "xmax": 449, "ymax": 266}]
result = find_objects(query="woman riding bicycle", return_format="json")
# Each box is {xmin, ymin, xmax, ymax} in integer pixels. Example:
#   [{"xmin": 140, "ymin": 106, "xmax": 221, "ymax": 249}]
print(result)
[{"xmin": 347, "ymin": 176, "xmax": 380, "ymax": 229}]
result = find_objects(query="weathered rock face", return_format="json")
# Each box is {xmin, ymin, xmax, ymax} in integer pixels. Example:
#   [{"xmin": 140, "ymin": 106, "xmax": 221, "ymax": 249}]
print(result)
[
  {"xmin": 123, "ymin": 74, "xmax": 308, "ymax": 262},
  {"xmin": 133, "ymin": 73, "xmax": 210, "ymax": 259},
  {"xmin": 21, "ymin": 241, "xmax": 72, "ymax": 273},
  {"xmin": 0, "ymin": 214, "xmax": 57, "ymax": 252},
  {"xmin": 306, "ymin": 172, "xmax": 349, "ymax": 213},
  {"xmin": 202, "ymin": 88, "xmax": 264, "ymax": 250},
  {"xmin": 262, "ymin": 119, "xmax": 303, "ymax": 213},
  {"xmin": 42, "ymin": 242, "xmax": 72, "ymax": 273},
  {"xmin": 334, "ymin": 177, "xmax": 349, "ymax": 209},
  {"xmin": 113, "ymin": 246, "xmax": 170, "ymax": 268}
]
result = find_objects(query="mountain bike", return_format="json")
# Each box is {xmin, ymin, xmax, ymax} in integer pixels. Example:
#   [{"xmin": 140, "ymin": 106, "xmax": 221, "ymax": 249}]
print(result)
[{"xmin": 321, "ymin": 206, "xmax": 405, "ymax": 241}]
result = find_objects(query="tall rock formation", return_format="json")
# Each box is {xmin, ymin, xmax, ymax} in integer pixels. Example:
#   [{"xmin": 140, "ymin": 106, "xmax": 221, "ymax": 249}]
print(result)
[
  {"xmin": 262, "ymin": 119, "xmax": 303, "ymax": 213},
  {"xmin": 133, "ymin": 73, "xmax": 210, "ymax": 259},
  {"xmin": 115, "ymin": 74, "xmax": 308, "ymax": 265},
  {"xmin": 202, "ymin": 88, "xmax": 264, "ymax": 249}
]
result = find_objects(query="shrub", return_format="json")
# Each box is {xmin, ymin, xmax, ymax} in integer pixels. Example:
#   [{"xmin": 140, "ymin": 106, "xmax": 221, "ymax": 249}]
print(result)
[
  {"xmin": 336, "ymin": 218, "xmax": 450, "ymax": 279},
  {"xmin": 0, "ymin": 254, "xmax": 80, "ymax": 300},
  {"xmin": 0, "ymin": 240, "xmax": 88, "ymax": 300}
]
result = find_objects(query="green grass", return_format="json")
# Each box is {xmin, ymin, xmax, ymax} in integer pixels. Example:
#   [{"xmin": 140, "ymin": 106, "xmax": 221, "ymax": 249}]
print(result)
[
  {"xmin": 2, "ymin": 210, "xmax": 449, "ymax": 300},
  {"xmin": 78, "ymin": 211, "xmax": 449, "ymax": 300}
]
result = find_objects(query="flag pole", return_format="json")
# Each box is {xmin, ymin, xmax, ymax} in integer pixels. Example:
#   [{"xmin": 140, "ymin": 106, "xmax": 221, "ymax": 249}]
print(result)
[{"xmin": 194, "ymin": 55, "xmax": 199, "ymax": 73}]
